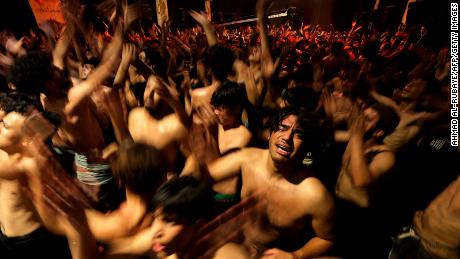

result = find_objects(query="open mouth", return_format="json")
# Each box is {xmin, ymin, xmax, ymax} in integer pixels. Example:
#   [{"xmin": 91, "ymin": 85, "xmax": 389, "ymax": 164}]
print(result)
[
  {"xmin": 276, "ymin": 144, "xmax": 292, "ymax": 156},
  {"xmin": 153, "ymin": 243, "xmax": 166, "ymax": 253}
]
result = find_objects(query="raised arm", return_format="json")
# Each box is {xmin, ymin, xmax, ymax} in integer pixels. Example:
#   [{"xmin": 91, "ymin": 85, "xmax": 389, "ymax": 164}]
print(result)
[
  {"xmin": 347, "ymin": 115, "xmax": 395, "ymax": 188},
  {"xmin": 52, "ymin": 24, "xmax": 75, "ymax": 70},
  {"xmin": 148, "ymin": 75, "xmax": 191, "ymax": 128},
  {"xmin": 65, "ymin": 23, "xmax": 123, "ymax": 116},
  {"xmin": 94, "ymin": 87, "xmax": 133, "ymax": 146},
  {"xmin": 113, "ymin": 43, "xmax": 137, "ymax": 89},
  {"xmin": 189, "ymin": 10, "xmax": 217, "ymax": 47},
  {"xmin": 369, "ymin": 89, "xmax": 401, "ymax": 116}
]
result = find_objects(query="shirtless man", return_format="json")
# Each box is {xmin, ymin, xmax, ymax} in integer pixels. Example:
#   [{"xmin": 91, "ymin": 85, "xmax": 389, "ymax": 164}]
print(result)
[
  {"xmin": 198, "ymin": 107, "xmax": 335, "ymax": 258},
  {"xmin": 335, "ymin": 104, "xmax": 399, "ymax": 208},
  {"xmin": 334, "ymin": 104, "xmax": 399, "ymax": 258},
  {"xmin": 389, "ymin": 173, "xmax": 460, "ymax": 259},
  {"xmin": 0, "ymin": 94, "xmax": 71, "ymax": 258},
  {"xmin": 183, "ymin": 81, "xmax": 253, "ymax": 214},
  {"xmin": 7, "ymin": 25, "xmax": 123, "ymax": 211}
]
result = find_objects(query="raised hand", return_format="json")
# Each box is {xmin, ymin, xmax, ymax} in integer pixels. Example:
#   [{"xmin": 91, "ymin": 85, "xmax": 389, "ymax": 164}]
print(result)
[
  {"xmin": 121, "ymin": 43, "xmax": 137, "ymax": 65},
  {"xmin": 5, "ymin": 36, "xmax": 26, "ymax": 56},
  {"xmin": 147, "ymin": 75, "xmax": 179, "ymax": 104},
  {"xmin": 321, "ymin": 92, "xmax": 337, "ymax": 119},
  {"xmin": 189, "ymin": 10, "xmax": 209, "ymax": 26}
]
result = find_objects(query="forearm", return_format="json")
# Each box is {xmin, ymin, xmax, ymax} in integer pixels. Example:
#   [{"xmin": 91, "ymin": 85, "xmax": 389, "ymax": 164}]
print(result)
[
  {"xmin": 107, "ymin": 90, "xmax": 134, "ymax": 145},
  {"xmin": 66, "ymin": 227, "xmax": 101, "ymax": 259},
  {"xmin": 369, "ymin": 90, "xmax": 400, "ymax": 114},
  {"xmin": 113, "ymin": 61, "xmax": 131, "ymax": 88},
  {"xmin": 203, "ymin": 24, "xmax": 217, "ymax": 47},
  {"xmin": 348, "ymin": 134, "xmax": 372, "ymax": 187},
  {"xmin": 293, "ymin": 237, "xmax": 334, "ymax": 259},
  {"xmin": 169, "ymin": 99, "xmax": 191, "ymax": 128},
  {"xmin": 53, "ymin": 25, "xmax": 74, "ymax": 70}
]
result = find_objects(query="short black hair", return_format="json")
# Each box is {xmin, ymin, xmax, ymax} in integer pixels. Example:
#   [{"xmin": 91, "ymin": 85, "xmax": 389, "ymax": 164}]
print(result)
[
  {"xmin": 83, "ymin": 57, "xmax": 100, "ymax": 67},
  {"xmin": 208, "ymin": 45, "xmax": 235, "ymax": 82},
  {"xmin": 2, "ymin": 93, "xmax": 35, "ymax": 115},
  {"xmin": 152, "ymin": 176, "xmax": 214, "ymax": 222},
  {"xmin": 8, "ymin": 51, "xmax": 53, "ymax": 95},
  {"xmin": 211, "ymin": 81, "xmax": 246, "ymax": 111},
  {"xmin": 112, "ymin": 143, "xmax": 167, "ymax": 195}
]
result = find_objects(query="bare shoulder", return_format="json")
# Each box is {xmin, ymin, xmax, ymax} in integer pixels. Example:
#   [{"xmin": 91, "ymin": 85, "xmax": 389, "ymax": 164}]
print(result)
[
  {"xmin": 300, "ymin": 176, "xmax": 334, "ymax": 210},
  {"xmin": 213, "ymin": 243, "xmax": 249, "ymax": 259},
  {"xmin": 128, "ymin": 107, "xmax": 150, "ymax": 123},
  {"xmin": 240, "ymin": 147, "xmax": 266, "ymax": 161},
  {"xmin": 230, "ymin": 126, "xmax": 252, "ymax": 147}
]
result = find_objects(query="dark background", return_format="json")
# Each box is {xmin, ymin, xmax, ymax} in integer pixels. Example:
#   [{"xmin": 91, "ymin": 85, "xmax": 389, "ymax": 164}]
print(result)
[{"xmin": 0, "ymin": 0, "xmax": 451, "ymax": 48}]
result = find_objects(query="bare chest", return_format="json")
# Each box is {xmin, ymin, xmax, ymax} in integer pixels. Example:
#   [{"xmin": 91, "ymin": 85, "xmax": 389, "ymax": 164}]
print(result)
[{"xmin": 241, "ymin": 168, "xmax": 309, "ymax": 229}]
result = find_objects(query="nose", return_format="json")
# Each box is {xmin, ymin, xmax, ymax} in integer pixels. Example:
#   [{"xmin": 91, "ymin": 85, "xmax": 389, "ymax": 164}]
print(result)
[{"xmin": 280, "ymin": 128, "xmax": 294, "ymax": 142}]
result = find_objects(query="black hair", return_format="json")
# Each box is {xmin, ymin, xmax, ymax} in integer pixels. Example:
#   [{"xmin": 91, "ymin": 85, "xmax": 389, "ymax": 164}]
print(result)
[
  {"xmin": 130, "ymin": 81, "xmax": 147, "ymax": 106},
  {"xmin": 211, "ymin": 81, "xmax": 246, "ymax": 111},
  {"xmin": 282, "ymin": 86, "xmax": 319, "ymax": 112},
  {"xmin": 8, "ymin": 51, "xmax": 53, "ymax": 95},
  {"xmin": 152, "ymin": 176, "xmax": 214, "ymax": 223},
  {"xmin": 143, "ymin": 47, "xmax": 168, "ymax": 78},
  {"xmin": 83, "ymin": 57, "xmax": 100, "ymax": 67},
  {"xmin": 2, "ymin": 93, "xmax": 35, "ymax": 115},
  {"xmin": 112, "ymin": 143, "xmax": 167, "ymax": 195},
  {"xmin": 207, "ymin": 45, "xmax": 235, "ymax": 82},
  {"xmin": 268, "ymin": 106, "xmax": 326, "ymax": 157}
]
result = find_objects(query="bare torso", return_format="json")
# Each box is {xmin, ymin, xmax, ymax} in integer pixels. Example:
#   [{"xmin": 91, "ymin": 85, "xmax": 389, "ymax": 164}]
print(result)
[
  {"xmin": 0, "ymin": 178, "xmax": 41, "ymax": 237},
  {"xmin": 213, "ymin": 125, "xmax": 252, "ymax": 195},
  {"xmin": 239, "ymin": 149, "xmax": 326, "ymax": 253},
  {"xmin": 413, "ymin": 174, "xmax": 460, "ymax": 259}
]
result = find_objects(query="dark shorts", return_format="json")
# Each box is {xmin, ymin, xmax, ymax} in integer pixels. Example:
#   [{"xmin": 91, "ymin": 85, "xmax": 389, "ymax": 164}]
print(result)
[{"xmin": 0, "ymin": 227, "xmax": 72, "ymax": 259}]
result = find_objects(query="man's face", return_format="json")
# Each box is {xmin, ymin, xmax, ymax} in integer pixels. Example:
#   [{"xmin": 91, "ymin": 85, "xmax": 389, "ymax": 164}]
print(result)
[
  {"xmin": 151, "ymin": 208, "xmax": 193, "ymax": 256},
  {"xmin": 269, "ymin": 115, "xmax": 304, "ymax": 164},
  {"xmin": 401, "ymin": 78, "xmax": 426, "ymax": 100},
  {"xmin": 0, "ymin": 112, "xmax": 26, "ymax": 154}
]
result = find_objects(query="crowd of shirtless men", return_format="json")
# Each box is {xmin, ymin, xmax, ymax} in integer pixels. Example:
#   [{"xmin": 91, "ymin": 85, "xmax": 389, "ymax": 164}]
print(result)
[{"xmin": 0, "ymin": 0, "xmax": 458, "ymax": 258}]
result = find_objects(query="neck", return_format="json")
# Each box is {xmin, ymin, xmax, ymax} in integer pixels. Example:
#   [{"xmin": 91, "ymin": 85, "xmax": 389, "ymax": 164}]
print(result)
[
  {"xmin": 125, "ymin": 188, "xmax": 148, "ymax": 209},
  {"xmin": 222, "ymin": 119, "xmax": 242, "ymax": 130},
  {"xmin": 211, "ymin": 75, "xmax": 222, "ymax": 85},
  {"xmin": 267, "ymin": 153, "xmax": 295, "ymax": 177}
]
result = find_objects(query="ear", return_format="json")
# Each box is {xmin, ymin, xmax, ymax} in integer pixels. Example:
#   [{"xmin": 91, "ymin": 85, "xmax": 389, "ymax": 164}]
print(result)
[{"xmin": 20, "ymin": 135, "xmax": 33, "ymax": 150}]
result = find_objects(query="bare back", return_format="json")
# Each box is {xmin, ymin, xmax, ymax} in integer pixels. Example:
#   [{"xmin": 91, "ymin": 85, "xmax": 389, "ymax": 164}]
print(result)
[{"xmin": 42, "ymin": 96, "xmax": 105, "ymax": 153}]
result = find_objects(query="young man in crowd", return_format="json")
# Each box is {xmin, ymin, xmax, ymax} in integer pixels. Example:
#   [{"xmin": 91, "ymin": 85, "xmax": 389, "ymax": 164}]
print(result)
[
  {"xmin": 198, "ymin": 107, "xmax": 336, "ymax": 258},
  {"xmin": 0, "ymin": 94, "xmax": 72, "ymax": 258}
]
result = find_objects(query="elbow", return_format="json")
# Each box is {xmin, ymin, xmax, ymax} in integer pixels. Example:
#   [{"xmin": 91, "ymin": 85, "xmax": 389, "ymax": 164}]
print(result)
[{"xmin": 352, "ymin": 177, "xmax": 371, "ymax": 188}]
